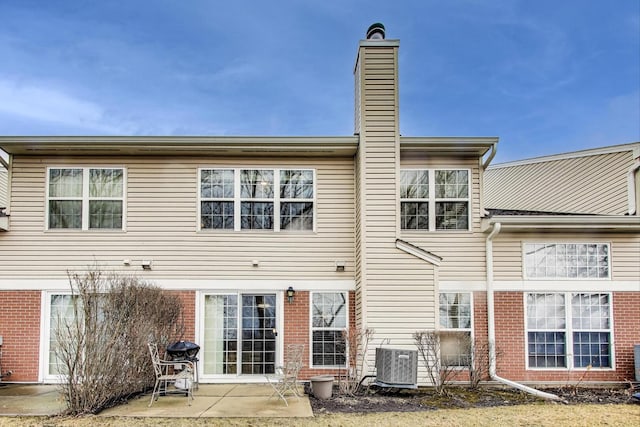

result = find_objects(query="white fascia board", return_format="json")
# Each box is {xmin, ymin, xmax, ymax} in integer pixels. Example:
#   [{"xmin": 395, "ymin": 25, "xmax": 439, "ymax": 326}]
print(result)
[
  {"xmin": 0, "ymin": 136, "xmax": 359, "ymax": 157},
  {"xmin": 482, "ymin": 215, "xmax": 640, "ymax": 232},
  {"xmin": 400, "ymin": 137, "xmax": 497, "ymax": 157}
]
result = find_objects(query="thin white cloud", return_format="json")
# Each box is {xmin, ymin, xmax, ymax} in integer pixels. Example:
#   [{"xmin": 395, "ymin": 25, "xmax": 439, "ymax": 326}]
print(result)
[{"xmin": 0, "ymin": 78, "xmax": 131, "ymax": 134}]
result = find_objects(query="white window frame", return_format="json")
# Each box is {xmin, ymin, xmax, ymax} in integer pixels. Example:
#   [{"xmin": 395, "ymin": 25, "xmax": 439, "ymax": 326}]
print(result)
[
  {"xmin": 438, "ymin": 292, "xmax": 473, "ymax": 368},
  {"xmin": 41, "ymin": 291, "xmax": 76, "ymax": 383},
  {"xmin": 46, "ymin": 166, "xmax": 126, "ymax": 231},
  {"xmin": 198, "ymin": 167, "xmax": 316, "ymax": 232},
  {"xmin": 523, "ymin": 242, "xmax": 611, "ymax": 280},
  {"xmin": 400, "ymin": 168, "xmax": 471, "ymax": 232},
  {"xmin": 309, "ymin": 291, "xmax": 348, "ymax": 369},
  {"xmin": 524, "ymin": 292, "xmax": 615, "ymax": 371},
  {"xmin": 197, "ymin": 290, "xmax": 285, "ymax": 381}
]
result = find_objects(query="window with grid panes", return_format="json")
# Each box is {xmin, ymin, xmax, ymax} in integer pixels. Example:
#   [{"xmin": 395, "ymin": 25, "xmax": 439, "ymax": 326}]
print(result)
[
  {"xmin": 526, "ymin": 293, "xmax": 612, "ymax": 369},
  {"xmin": 311, "ymin": 292, "xmax": 347, "ymax": 367},
  {"xmin": 439, "ymin": 293, "xmax": 472, "ymax": 366},
  {"xmin": 524, "ymin": 243, "xmax": 610, "ymax": 279},
  {"xmin": 199, "ymin": 168, "xmax": 314, "ymax": 231},
  {"xmin": 400, "ymin": 169, "xmax": 469, "ymax": 231},
  {"xmin": 47, "ymin": 167, "xmax": 124, "ymax": 230}
]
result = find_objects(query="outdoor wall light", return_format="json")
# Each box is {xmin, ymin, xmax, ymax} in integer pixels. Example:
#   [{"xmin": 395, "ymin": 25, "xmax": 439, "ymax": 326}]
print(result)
[
  {"xmin": 286, "ymin": 286, "xmax": 295, "ymax": 304},
  {"xmin": 335, "ymin": 260, "xmax": 346, "ymax": 272},
  {"xmin": 141, "ymin": 260, "xmax": 152, "ymax": 271}
]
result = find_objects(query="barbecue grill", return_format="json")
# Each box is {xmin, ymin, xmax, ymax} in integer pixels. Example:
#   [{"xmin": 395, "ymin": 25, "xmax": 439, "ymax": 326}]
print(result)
[{"xmin": 166, "ymin": 341, "xmax": 200, "ymax": 389}]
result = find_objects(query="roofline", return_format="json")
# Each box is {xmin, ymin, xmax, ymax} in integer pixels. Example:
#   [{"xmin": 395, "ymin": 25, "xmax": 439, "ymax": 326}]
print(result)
[
  {"xmin": 0, "ymin": 136, "xmax": 360, "ymax": 157},
  {"xmin": 400, "ymin": 137, "xmax": 497, "ymax": 157},
  {"xmin": 0, "ymin": 135, "xmax": 499, "ymax": 158},
  {"xmin": 482, "ymin": 215, "xmax": 640, "ymax": 232},
  {"xmin": 488, "ymin": 142, "xmax": 640, "ymax": 169}
]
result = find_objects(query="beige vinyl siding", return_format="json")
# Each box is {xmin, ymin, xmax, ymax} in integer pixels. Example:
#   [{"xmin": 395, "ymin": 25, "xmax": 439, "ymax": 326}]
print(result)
[
  {"xmin": 354, "ymin": 148, "xmax": 364, "ymax": 324},
  {"xmin": 0, "ymin": 156, "xmax": 355, "ymax": 279},
  {"xmin": 492, "ymin": 232, "xmax": 640, "ymax": 282},
  {"xmin": 0, "ymin": 168, "xmax": 7, "ymax": 208},
  {"xmin": 354, "ymin": 57, "xmax": 361, "ymax": 135},
  {"xmin": 485, "ymin": 150, "xmax": 635, "ymax": 215},
  {"xmin": 400, "ymin": 156, "xmax": 487, "ymax": 281},
  {"xmin": 355, "ymin": 41, "xmax": 438, "ymax": 360}
]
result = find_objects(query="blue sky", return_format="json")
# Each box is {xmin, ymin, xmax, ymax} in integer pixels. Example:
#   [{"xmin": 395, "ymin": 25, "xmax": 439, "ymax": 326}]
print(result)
[{"xmin": 0, "ymin": 0, "xmax": 638, "ymax": 163}]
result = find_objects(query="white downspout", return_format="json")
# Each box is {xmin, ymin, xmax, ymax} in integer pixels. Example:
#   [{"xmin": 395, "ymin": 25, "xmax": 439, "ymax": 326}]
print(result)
[
  {"xmin": 627, "ymin": 156, "xmax": 640, "ymax": 215},
  {"xmin": 486, "ymin": 222, "xmax": 562, "ymax": 401}
]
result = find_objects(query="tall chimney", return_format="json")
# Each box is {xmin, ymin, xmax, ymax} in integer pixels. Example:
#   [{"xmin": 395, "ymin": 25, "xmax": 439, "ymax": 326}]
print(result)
[{"xmin": 353, "ymin": 24, "xmax": 401, "ymax": 328}]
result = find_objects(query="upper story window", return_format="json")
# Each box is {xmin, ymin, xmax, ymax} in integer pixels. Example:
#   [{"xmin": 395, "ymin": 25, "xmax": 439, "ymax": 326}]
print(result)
[
  {"xmin": 200, "ymin": 168, "xmax": 314, "ymax": 232},
  {"xmin": 47, "ymin": 167, "xmax": 124, "ymax": 230},
  {"xmin": 400, "ymin": 169, "xmax": 469, "ymax": 231},
  {"xmin": 524, "ymin": 243, "xmax": 610, "ymax": 279}
]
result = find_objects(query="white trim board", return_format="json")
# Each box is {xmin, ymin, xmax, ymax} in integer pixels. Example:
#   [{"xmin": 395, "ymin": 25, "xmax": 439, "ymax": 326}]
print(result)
[
  {"xmin": 439, "ymin": 280, "xmax": 639, "ymax": 292},
  {"xmin": 0, "ymin": 279, "xmax": 356, "ymax": 291}
]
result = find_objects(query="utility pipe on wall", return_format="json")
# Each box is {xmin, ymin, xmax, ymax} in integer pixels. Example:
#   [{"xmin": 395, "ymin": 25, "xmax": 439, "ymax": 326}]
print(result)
[
  {"xmin": 485, "ymin": 222, "xmax": 562, "ymax": 401},
  {"xmin": 627, "ymin": 156, "xmax": 640, "ymax": 215}
]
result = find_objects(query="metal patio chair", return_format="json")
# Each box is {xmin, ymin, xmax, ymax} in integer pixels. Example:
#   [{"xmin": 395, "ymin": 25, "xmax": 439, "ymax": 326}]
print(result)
[
  {"xmin": 147, "ymin": 342, "xmax": 195, "ymax": 407},
  {"xmin": 265, "ymin": 344, "xmax": 305, "ymax": 406}
]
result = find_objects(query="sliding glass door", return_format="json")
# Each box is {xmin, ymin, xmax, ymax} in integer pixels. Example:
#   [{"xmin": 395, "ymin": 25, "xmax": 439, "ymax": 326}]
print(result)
[{"xmin": 202, "ymin": 293, "xmax": 277, "ymax": 377}]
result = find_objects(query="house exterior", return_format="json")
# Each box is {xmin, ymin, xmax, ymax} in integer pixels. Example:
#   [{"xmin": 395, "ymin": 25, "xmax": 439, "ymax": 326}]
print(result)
[{"xmin": 0, "ymin": 24, "xmax": 638, "ymax": 386}]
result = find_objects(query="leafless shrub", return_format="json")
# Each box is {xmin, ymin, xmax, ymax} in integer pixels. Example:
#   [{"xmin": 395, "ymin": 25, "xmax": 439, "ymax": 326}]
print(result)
[
  {"xmin": 54, "ymin": 268, "xmax": 184, "ymax": 414},
  {"xmin": 337, "ymin": 327, "xmax": 374, "ymax": 396},
  {"xmin": 565, "ymin": 364, "xmax": 592, "ymax": 396},
  {"xmin": 468, "ymin": 338, "xmax": 491, "ymax": 389},
  {"xmin": 413, "ymin": 331, "xmax": 459, "ymax": 395}
]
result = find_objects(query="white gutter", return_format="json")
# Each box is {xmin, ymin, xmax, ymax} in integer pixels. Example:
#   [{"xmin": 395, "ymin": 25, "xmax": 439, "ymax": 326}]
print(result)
[
  {"xmin": 482, "ymin": 142, "xmax": 497, "ymax": 170},
  {"xmin": 486, "ymin": 222, "xmax": 562, "ymax": 401},
  {"xmin": 627, "ymin": 156, "xmax": 640, "ymax": 215}
]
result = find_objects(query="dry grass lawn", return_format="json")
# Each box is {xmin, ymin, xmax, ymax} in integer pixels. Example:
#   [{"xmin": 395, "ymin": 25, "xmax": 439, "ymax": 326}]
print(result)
[{"xmin": 0, "ymin": 404, "xmax": 638, "ymax": 427}]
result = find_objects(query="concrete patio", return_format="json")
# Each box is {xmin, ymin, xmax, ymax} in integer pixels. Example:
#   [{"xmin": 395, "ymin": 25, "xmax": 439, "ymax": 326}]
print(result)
[{"xmin": 0, "ymin": 383, "xmax": 313, "ymax": 418}]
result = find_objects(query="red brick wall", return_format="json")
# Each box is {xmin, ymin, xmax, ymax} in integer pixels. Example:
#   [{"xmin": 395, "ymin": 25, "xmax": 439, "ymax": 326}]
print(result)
[
  {"xmin": 471, "ymin": 291, "xmax": 489, "ymax": 381},
  {"xmin": 0, "ymin": 291, "xmax": 41, "ymax": 382},
  {"xmin": 0, "ymin": 290, "xmax": 196, "ymax": 383},
  {"xmin": 491, "ymin": 291, "xmax": 640, "ymax": 382},
  {"xmin": 611, "ymin": 293, "xmax": 640, "ymax": 382},
  {"xmin": 284, "ymin": 290, "xmax": 356, "ymax": 380},
  {"xmin": 172, "ymin": 291, "xmax": 196, "ymax": 341}
]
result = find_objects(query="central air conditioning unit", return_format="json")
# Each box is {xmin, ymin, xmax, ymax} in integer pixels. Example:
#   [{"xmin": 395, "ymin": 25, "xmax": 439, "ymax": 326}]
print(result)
[{"xmin": 375, "ymin": 347, "xmax": 418, "ymax": 388}]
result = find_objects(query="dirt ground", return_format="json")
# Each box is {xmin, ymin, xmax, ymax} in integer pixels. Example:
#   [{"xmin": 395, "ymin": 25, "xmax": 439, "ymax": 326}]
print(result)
[{"xmin": 308, "ymin": 384, "xmax": 639, "ymax": 414}]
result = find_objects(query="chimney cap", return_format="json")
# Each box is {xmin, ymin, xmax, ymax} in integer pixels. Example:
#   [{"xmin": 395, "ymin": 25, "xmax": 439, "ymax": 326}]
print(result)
[{"xmin": 366, "ymin": 22, "xmax": 385, "ymax": 40}]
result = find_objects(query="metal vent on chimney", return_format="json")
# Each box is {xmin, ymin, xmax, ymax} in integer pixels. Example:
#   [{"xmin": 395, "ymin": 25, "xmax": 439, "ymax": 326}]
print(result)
[{"xmin": 366, "ymin": 22, "xmax": 385, "ymax": 40}]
